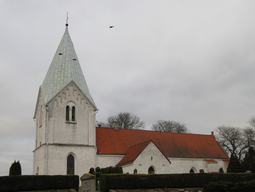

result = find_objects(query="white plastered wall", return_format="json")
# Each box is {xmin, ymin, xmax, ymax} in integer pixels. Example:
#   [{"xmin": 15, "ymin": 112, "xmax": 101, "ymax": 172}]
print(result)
[
  {"xmin": 33, "ymin": 144, "xmax": 97, "ymax": 176},
  {"xmin": 97, "ymin": 154, "xmax": 124, "ymax": 168},
  {"xmin": 168, "ymin": 158, "xmax": 228, "ymax": 173},
  {"xmin": 48, "ymin": 82, "xmax": 96, "ymax": 145},
  {"xmin": 33, "ymin": 145, "xmax": 46, "ymax": 175},
  {"xmin": 33, "ymin": 82, "xmax": 97, "ymax": 178},
  {"xmin": 34, "ymin": 90, "xmax": 46, "ymax": 149},
  {"xmin": 121, "ymin": 142, "xmax": 171, "ymax": 174}
]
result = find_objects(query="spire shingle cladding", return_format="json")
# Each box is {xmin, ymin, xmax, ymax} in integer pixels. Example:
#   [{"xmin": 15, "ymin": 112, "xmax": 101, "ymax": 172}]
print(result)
[{"xmin": 41, "ymin": 26, "xmax": 96, "ymax": 108}]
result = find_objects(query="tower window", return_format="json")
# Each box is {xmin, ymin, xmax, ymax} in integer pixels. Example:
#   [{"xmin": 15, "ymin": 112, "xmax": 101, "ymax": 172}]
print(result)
[
  {"xmin": 72, "ymin": 106, "xmax": 75, "ymax": 121},
  {"xmin": 67, "ymin": 154, "xmax": 75, "ymax": 175},
  {"xmin": 66, "ymin": 106, "xmax": 70, "ymax": 121},
  {"xmin": 66, "ymin": 103, "xmax": 76, "ymax": 123}
]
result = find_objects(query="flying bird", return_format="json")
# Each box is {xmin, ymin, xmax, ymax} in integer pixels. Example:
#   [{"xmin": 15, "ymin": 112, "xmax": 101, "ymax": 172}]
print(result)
[{"xmin": 109, "ymin": 26, "xmax": 114, "ymax": 28}]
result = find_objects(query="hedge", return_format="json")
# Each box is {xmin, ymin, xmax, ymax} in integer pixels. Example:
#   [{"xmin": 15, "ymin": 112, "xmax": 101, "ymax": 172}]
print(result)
[
  {"xmin": 0, "ymin": 175, "xmax": 79, "ymax": 192},
  {"xmin": 203, "ymin": 180, "xmax": 255, "ymax": 192},
  {"xmin": 100, "ymin": 173, "xmax": 255, "ymax": 192}
]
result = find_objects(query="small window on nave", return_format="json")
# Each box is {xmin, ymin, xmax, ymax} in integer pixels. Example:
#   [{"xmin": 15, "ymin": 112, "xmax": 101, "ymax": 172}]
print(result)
[{"xmin": 148, "ymin": 166, "xmax": 155, "ymax": 174}]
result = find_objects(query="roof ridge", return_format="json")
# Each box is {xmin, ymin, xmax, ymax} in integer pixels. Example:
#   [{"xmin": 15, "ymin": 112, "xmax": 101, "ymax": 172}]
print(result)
[
  {"xmin": 96, "ymin": 127, "xmax": 212, "ymax": 136},
  {"xmin": 129, "ymin": 139, "xmax": 151, "ymax": 147}
]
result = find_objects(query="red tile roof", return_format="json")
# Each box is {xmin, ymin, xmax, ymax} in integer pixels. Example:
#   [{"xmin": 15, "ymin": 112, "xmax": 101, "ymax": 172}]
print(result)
[
  {"xmin": 96, "ymin": 127, "xmax": 229, "ymax": 159},
  {"xmin": 117, "ymin": 140, "xmax": 171, "ymax": 165},
  {"xmin": 204, "ymin": 159, "xmax": 218, "ymax": 163},
  {"xmin": 117, "ymin": 140, "xmax": 151, "ymax": 165}
]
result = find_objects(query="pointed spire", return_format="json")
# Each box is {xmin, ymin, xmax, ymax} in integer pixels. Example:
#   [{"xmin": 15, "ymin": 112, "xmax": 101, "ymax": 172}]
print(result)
[
  {"xmin": 66, "ymin": 12, "xmax": 69, "ymax": 26},
  {"xmin": 41, "ymin": 24, "xmax": 96, "ymax": 108}
]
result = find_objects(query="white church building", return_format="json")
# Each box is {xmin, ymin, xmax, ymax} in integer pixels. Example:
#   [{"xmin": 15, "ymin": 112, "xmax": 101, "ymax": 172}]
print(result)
[{"xmin": 33, "ymin": 23, "xmax": 229, "ymax": 178}]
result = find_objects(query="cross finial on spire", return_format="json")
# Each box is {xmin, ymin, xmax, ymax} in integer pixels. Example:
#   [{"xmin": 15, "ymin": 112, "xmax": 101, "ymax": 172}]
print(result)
[{"xmin": 66, "ymin": 12, "xmax": 69, "ymax": 26}]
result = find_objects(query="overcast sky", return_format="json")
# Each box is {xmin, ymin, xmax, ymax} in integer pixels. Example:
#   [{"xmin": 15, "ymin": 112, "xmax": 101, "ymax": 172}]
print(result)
[{"xmin": 1, "ymin": 0, "xmax": 255, "ymax": 176}]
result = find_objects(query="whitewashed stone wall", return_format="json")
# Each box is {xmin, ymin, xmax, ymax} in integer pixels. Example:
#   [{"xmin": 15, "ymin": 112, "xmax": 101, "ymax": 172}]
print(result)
[
  {"xmin": 33, "ymin": 145, "xmax": 45, "ymax": 175},
  {"xmin": 34, "ymin": 144, "xmax": 97, "ymax": 176},
  {"xmin": 97, "ymin": 155, "xmax": 124, "ymax": 168},
  {"xmin": 33, "ymin": 81, "xmax": 97, "ymax": 178},
  {"xmin": 168, "ymin": 158, "xmax": 228, "ymax": 173},
  {"xmin": 121, "ymin": 142, "xmax": 171, "ymax": 174},
  {"xmin": 34, "ymin": 90, "xmax": 46, "ymax": 149},
  {"xmin": 47, "ymin": 82, "xmax": 96, "ymax": 145}
]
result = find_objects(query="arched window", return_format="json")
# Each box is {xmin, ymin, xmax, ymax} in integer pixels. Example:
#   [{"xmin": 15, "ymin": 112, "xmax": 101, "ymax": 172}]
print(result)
[
  {"xmin": 66, "ymin": 103, "xmax": 76, "ymax": 123},
  {"xmin": 72, "ymin": 106, "xmax": 75, "ymax": 121},
  {"xmin": 190, "ymin": 167, "xmax": 197, "ymax": 173},
  {"xmin": 39, "ymin": 105, "xmax": 43, "ymax": 127},
  {"xmin": 133, "ymin": 169, "xmax": 137, "ymax": 174},
  {"xmin": 66, "ymin": 106, "xmax": 70, "ymax": 121},
  {"xmin": 138, "ymin": 164, "xmax": 142, "ymax": 172},
  {"xmin": 67, "ymin": 154, "xmax": 75, "ymax": 175},
  {"xmin": 36, "ymin": 166, "xmax": 39, "ymax": 175},
  {"xmin": 148, "ymin": 166, "xmax": 155, "ymax": 174},
  {"xmin": 162, "ymin": 164, "xmax": 166, "ymax": 172}
]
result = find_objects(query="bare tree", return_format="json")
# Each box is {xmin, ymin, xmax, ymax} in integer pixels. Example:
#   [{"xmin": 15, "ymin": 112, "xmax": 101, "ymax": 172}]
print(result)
[
  {"xmin": 151, "ymin": 120, "xmax": 188, "ymax": 133},
  {"xmin": 106, "ymin": 112, "xmax": 145, "ymax": 130},
  {"xmin": 96, "ymin": 121, "xmax": 109, "ymax": 127},
  {"xmin": 248, "ymin": 116, "xmax": 255, "ymax": 129},
  {"xmin": 216, "ymin": 125, "xmax": 250, "ymax": 160},
  {"xmin": 243, "ymin": 127, "xmax": 255, "ymax": 148},
  {"xmin": 242, "ymin": 116, "xmax": 255, "ymax": 150}
]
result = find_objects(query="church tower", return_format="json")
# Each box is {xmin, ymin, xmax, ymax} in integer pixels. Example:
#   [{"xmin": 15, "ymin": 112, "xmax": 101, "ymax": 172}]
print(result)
[{"xmin": 33, "ymin": 23, "xmax": 98, "ymax": 177}]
